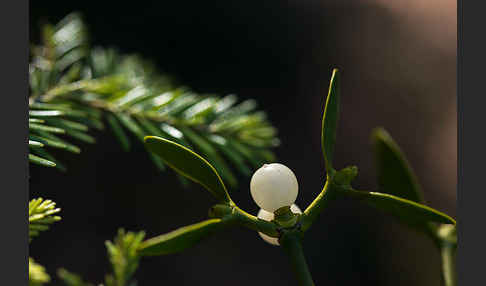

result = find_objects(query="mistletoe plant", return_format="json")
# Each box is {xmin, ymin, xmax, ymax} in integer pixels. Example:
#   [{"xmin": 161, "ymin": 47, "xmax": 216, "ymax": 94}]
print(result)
[
  {"xmin": 140, "ymin": 69, "xmax": 456, "ymax": 286},
  {"xmin": 28, "ymin": 13, "xmax": 279, "ymax": 286}
]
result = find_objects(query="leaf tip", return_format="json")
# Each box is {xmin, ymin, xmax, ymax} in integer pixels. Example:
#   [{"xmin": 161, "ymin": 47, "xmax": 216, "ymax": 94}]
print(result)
[
  {"xmin": 144, "ymin": 135, "xmax": 162, "ymax": 143},
  {"xmin": 371, "ymin": 127, "xmax": 389, "ymax": 142}
]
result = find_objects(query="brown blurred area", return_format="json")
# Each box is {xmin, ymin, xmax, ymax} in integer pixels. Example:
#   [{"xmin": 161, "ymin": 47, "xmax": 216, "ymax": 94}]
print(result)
[
  {"xmin": 30, "ymin": 1, "xmax": 456, "ymax": 285},
  {"xmin": 295, "ymin": 1, "xmax": 457, "ymax": 285},
  {"xmin": 297, "ymin": 0, "xmax": 456, "ymax": 211}
]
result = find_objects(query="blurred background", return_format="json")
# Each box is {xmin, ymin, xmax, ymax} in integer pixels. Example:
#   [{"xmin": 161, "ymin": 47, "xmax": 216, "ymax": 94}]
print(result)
[{"xmin": 29, "ymin": 1, "xmax": 456, "ymax": 285}]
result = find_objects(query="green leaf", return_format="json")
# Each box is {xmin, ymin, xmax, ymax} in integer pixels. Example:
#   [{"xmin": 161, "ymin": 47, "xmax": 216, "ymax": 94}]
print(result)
[
  {"xmin": 144, "ymin": 136, "xmax": 231, "ymax": 203},
  {"xmin": 29, "ymin": 198, "xmax": 61, "ymax": 241},
  {"xmin": 209, "ymin": 135, "xmax": 251, "ymax": 176},
  {"xmin": 31, "ymin": 148, "xmax": 67, "ymax": 171},
  {"xmin": 139, "ymin": 219, "xmax": 225, "ymax": 256},
  {"xmin": 29, "ymin": 140, "xmax": 44, "ymax": 148},
  {"xmin": 341, "ymin": 189, "xmax": 455, "ymax": 225},
  {"xmin": 29, "ymin": 118, "xmax": 45, "ymax": 123},
  {"xmin": 321, "ymin": 68, "xmax": 340, "ymax": 172},
  {"xmin": 29, "ymin": 258, "xmax": 50, "ymax": 286},
  {"xmin": 372, "ymin": 127, "xmax": 424, "ymax": 203},
  {"xmin": 57, "ymin": 268, "xmax": 94, "ymax": 286},
  {"xmin": 29, "ymin": 123, "xmax": 65, "ymax": 134},
  {"xmin": 29, "ymin": 154, "xmax": 56, "ymax": 167},
  {"xmin": 105, "ymin": 229, "xmax": 145, "ymax": 286},
  {"xmin": 44, "ymin": 118, "xmax": 89, "ymax": 132},
  {"xmin": 115, "ymin": 113, "xmax": 145, "ymax": 140},
  {"xmin": 178, "ymin": 126, "xmax": 237, "ymax": 188},
  {"xmin": 106, "ymin": 113, "xmax": 131, "ymax": 151},
  {"xmin": 33, "ymin": 131, "xmax": 81, "ymax": 153},
  {"xmin": 29, "ymin": 110, "xmax": 64, "ymax": 117},
  {"xmin": 30, "ymin": 103, "xmax": 88, "ymax": 118},
  {"xmin": 64, "ymin": 129, "xmax": 96, "ymax": 144},
  {"xmin": 30, "ymin": 135, "xmax": 73, "ymax": 153},
  {"xmin": 226, "ymin": 138, "xmax": 263, "ymax": 168}
]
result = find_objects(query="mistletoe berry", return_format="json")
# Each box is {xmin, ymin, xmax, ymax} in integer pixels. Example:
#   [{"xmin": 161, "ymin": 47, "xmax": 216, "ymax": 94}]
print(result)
[
  {"xmin": 257, "ymin": 204, "xmax": 302, "ymax": 246},
  {"xmin": 250, "ymin": 163, "xmax": 299, "ymax": 212}
]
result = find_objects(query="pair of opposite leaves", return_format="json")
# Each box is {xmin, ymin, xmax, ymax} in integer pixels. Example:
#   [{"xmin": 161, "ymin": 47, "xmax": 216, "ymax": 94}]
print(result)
[{"xmin": 139, "ymin": 69, "xmax": 455, "ymax": 256}]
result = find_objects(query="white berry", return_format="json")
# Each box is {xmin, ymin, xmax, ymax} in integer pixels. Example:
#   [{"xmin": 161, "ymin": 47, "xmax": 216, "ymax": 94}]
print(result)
[
  {"xmin": 257, "ymin": 204, "xmax": 302, "ymax": 246},
  {"xmin": 250, "ymin": 163, "xmax": 299, "ymax": 212}
]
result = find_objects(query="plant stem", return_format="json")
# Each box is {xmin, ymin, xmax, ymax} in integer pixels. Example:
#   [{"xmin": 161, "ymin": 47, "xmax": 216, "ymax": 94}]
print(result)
[
  {"xmin": 232, "ymin": 206, "xmax": 280, "ymax": 237},
  {"xmin": 432, "ymin": 224, "xmax": 457, "ymax": 286},
  {"xmin": 280, "ymin": 232, "xmax": 315, "ymax": 286},
  {"xmin": 301, "ymin": 179, "xmax": 337, "ymax": 231},
  {"xmin": 440, "ymin": 244, "xmax": 456, "ymax": 286}
]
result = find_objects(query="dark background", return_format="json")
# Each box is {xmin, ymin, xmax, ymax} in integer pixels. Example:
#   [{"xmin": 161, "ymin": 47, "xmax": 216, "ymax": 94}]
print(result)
[{"xmin": 29, "ymin": 1, "xmax": 457, "ymax": 285}]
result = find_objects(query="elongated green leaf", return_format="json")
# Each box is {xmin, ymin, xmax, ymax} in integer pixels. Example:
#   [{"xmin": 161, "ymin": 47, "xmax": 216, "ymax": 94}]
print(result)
[
  {"xmin": 29, "ymin": 110, "xmax": 64, "ymax": 117},
  {"xmin": 227, "ymin": 138, "xmax": 263, "ymax": 168},
  {"xmin": 115, "ymin": 113, "xmax": 144, "ymax": 139},
  {"xmin": 341, "ymin": 189, "xmax": 455, "ymax": 225},
  {"xmin": 44, "ymin": 118, "xmax": 89, "ymax": 132},
  {"xmin": 147, "ymin": 152, "xmax": 167, "ymax": 171},
  {"xmin": 31, "ymin": 148, "xmax": 67, "ymax": 171},
  {"xmin": 321, "ymin": 68, "xmax": 340, "ymax": 172},
  {"xmin": 30, "ymin": 103, "xmax": 87, "ymax": 118},
  {"xmin": 179, "ymin": 126, "xmax": 237, "ymax": 188},
  {"xmin": 29, "ymin": 140, "xmax": 44, "ymax": 148},
  {"xmin": 64, "ymin": 129, "xmax": 96, "ymax": 143},
  {"xmin": 29, "ymin": 118, "xmax": 45, "ymax": 123},
  {"xmin": 34, "ymin": 130, "xmax": 81, "ymax": 153},
  {"xmin": 75, "ymin": 116, "xmax": 105, "ymax": 130},
  {"xmin": 209, "ymin": 135, "xmax": 251, "ymax": 176},
  {"xmin": 58, "ymin": 268, "xmax": 94, "ymax": 286},
  {"xmin": 139, "ymin": 219, "xmax": 225, "ymax": 256},
  {"xmin": 372, "ymin": 128, "xmax": 424, "ymax": 203},
  {"xmin": 144, "ymin": 136, "xmax": 231, "ymax": 203},
  {"xmin": 29, "ymin": 123, "xmax": 65, "ymax": 134},
  {"xmin": 106, "ymin": 113, "xmax": 131, "ymax": 151},
  {"xmin": 115, "ymin": 114, "xmax": 166, "ymax": 171},
  {"xmin": 29, "ymin": 153, "xmax": 56, "ymax": 167}
]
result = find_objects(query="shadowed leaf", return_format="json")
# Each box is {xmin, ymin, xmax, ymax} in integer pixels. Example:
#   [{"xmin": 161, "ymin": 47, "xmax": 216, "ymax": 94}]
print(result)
[
  {"xmin": 341, "ymin": 189, "xmax": 455, "ymax": 225},
  {"xmin": 372, "ymin": 127, "xmax": 424, "ymax": 203},
  {"xmin": 29, "ymin": 154, "xmax": 56, "ymax": 167},
  {"xmin": 144, "ymin": 136, "xmax": 231, "ymax": 203},
  {"xmin": 322, "ymin": 68, "xmax": 340, "ymax": 172},
  {"xmin": 139, "ymin": 219, "xmax": 226, "ymax": 256}
]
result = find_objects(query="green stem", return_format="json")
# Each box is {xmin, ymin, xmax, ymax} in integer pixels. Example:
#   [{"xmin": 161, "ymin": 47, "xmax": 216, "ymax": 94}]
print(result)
[
  {"xmin": 232, "ymin": 206, "xmax": 280, "ymax": 237},
  {"xmin": 280, "ymin": 232, "xmax": 315, "ymax": 286},
  {"xmin": 433, "ymin": 224, "xmax": 457, "ymax": 286},
  {"xmin": 440, "ymin": 243, "xmax": 456, "ymax": 286},
  {"xmin": 301, "ymin": 179, "xmax": 337, "ymax": 231}
]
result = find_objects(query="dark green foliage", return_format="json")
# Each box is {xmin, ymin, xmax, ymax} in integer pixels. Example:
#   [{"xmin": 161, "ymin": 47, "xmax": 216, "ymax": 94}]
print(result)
[
  {"xmin": 144, "ymin": 136, "xmax": 232, "ymax": 203},
  {"xmin": 139, "ymin": 219, "xmax": 226, "ymax": 256},
  {"xmin": 29, "ymin": 198, "xmax": 61, "ymax": 242},
  {"xmin": 372, "ymin": 127, "xmax": 424, "ymax": 203},
  {"xmin": 58, "ymin": 229, "xmax": 145, "ymax": 286},
  {"xmin": 321, "ymin": 68, "xmax": 340, "ymax": 172},
  {"xmin": 29, "ymin": 198, "xmax": 61, "ymax": 286},
  {"xmin": 28, "ymin": 11, "xmax": 457, "ymax": 286},
  {"xmin": 104, "ymin": 229, "xmax": 145, "ymax": 286},
  {"xmin": 29, "ymin": 13, "xmax": 279, "ymax": 188},
  {"xmin": 342, "ymin": 189, "xmax": 455, "ymax": 225},
  {"xmin": 29, "ymin": 258, "xmax": 51, "ymax": 286},
  {"xmin": 57, "ymin": 269, "xmax": 94, "ymax": 286}
]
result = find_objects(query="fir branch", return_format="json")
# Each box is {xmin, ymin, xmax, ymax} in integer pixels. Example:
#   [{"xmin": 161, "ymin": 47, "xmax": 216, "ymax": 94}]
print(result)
[
  {"xmin": 29, "ymin": 257, "xmax": 50, "ymax": 286},
  {"xmin": 58, "ymin": 229, "xmax": 145, "ymax": 286},
  {"xmin": 29, "ymin": 198, "xmax": 61, "ymax": 242},
  {"xmin": 29, "ymin": 12, "xmax": 279, "ymax": 187},
  {"xmin": 104, "ymin": 229, "xmax": 145, "ymax": 286},
  {"xmin": 58, "ymin": 269, "xmax": 94, "ymax": 286}
]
